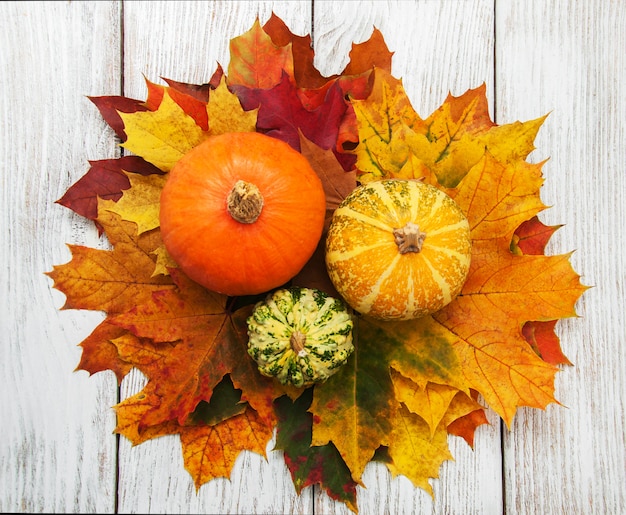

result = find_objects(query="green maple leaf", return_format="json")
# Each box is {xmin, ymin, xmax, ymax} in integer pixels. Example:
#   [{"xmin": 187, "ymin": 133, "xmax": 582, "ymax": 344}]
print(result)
[
  {"xmin": 309, "ymin": 319, "xmax": 396, "ymax": 484},
  {"xmin": 309, "ymin": 315, "xmax": 467, "ymax": 487}
]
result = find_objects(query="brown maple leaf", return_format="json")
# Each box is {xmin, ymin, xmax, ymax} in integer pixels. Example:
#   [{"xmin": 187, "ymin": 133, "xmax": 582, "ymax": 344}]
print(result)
[
  {"xmin": 263, "ymin": 13, "xmax": 326, "ymax": 89},
  {"xmin": 88, "ymin": 94, "xmax": 148, "ymax": 140},
  {"xmin": 342, "ymin": 27, "xmax": 393, "ymax": 77},
  {"xmin": 47, "ymin": 207, "xmax": 173, "ymax": 314},
  {"xmin": 110, "ymin": 269, "xmax": 288, "ymax": 429}
]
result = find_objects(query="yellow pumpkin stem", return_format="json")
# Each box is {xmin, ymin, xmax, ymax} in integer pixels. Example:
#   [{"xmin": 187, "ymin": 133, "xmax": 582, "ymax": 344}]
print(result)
[
  {"xmin": 227, "ymin": 180, "xmax": 264, "ymax": 223},
  {"xmin": 393, "ymin": 222, "xmax": 427, "ymax": 254}
]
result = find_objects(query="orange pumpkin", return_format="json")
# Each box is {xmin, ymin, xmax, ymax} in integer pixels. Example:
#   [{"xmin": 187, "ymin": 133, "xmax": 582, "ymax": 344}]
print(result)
[
  {"xmin": 160, "ymin": 132, "xmax": 326, "ymax": 296},
  {"xmin": 325, "ymin": 179, "xmax": 471, "ymax": 320}
]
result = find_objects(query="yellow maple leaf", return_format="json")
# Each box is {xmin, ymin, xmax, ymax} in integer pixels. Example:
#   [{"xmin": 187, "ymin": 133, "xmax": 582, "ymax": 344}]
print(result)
[
  {"xmin": 391, "ymin": 370, "xmax": 460, "ymax": 437},
  {"xmin": 393, "ymin": 151, "xmax": 440, "ymax": 185},
  {"xmin": 310, "ymin": 315, "xmax": 468, "ymax": 485},
  {"xmin": 351, "ymin": 69, "xmax": 421, "ymax": 184},
  {"xmin": 352, "ymin": 71, "xmax": 547, "ymax": 188},
  {"xmin": 103, "ymin": 173, "xmax": 167, "ymax": 235},
  {"xmin": 208, "ymin": 75, "xmax": 257, "ymax": 135},
  {"xmin": 151, "ymin": 244, "xmax": 177, "ymax": 277},
  {"xmin": 386, "ymin": 404, "xmax": 453, "ymax": 496},
  {"xmin": 119, "ymin": 88, "xmax": 210, "ymax": 171}
]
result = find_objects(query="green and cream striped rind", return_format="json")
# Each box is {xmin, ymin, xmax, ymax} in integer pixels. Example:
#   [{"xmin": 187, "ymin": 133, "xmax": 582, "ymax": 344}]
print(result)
[
  {"xmin": 246, "ymin": 287, "xmax": 354, "ymax": 387},
  {"xmin": 325, "ymin": 179, "xmax": 471, "ymax": 320}
]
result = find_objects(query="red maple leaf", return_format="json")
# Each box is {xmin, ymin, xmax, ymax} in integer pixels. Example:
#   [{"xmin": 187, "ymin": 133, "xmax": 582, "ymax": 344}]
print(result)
[{"xmin": 231, "ymin": 72, "xmax": 350, "ymax": 163}]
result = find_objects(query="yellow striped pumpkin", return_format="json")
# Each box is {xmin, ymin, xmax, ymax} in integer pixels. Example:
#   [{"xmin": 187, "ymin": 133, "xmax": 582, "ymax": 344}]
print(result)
[{"xmin": 325, "ymin": 179, "xmax": 471, "ymax": 320}]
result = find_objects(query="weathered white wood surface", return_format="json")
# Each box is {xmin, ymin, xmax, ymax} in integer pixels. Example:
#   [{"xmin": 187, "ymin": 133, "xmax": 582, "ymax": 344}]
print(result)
[
  {"xmin": 1, "ymin": 1, "xmax": 624, "ymax": 513},
  {"xmin": 496, "ymin": 2, "xmax": 626, "ymax": 513}
]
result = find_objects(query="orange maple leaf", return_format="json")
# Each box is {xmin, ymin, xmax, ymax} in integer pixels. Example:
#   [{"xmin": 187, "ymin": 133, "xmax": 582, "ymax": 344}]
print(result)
[
  {"xmin": 115, "ymin": 392, "xmax": 272, "ymax": 489},
  {"xmin": 180, "ymin": 408, "xmax": 273, "ymax": 489},
  {"xmin": 444, "ymin": 390, "xmax": 490, "ymax": 447},
  {"xmin": 47, "ymin": 207, "xmax": 174, "ymax": 383},
  {"xmin": 110, "ymin": 269, "xmax": 288, "ymax": 429},
  {"xmin": 75, "ymin": 320, "xmax": 132, "ymax": 383},
  {"xmin": 227, "ymin": 18, "xmax": 294, "ymax": 90},
  {"xmin": 47, "ymin": 207, "xmax": 174, "ymax": 314},
  {"xmin": 350, "ymin": 71, "xmax": 587, "ymax": 427}
]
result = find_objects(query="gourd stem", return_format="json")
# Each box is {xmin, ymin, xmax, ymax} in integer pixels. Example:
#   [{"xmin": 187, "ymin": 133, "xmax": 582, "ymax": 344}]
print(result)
[
  {"xmin": 393, "ymin": 222, "xmax": 427, "ymax": 254},
  {"xmin": 290, "ymin": 331, "xmax": 307, "ymax": 356},
  {"xmin": 227, "ymin": 180, "xmax": 264, "ymax": 224}
]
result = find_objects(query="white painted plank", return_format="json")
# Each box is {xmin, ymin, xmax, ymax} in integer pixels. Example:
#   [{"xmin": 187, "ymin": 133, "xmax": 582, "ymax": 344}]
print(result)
[
  {"xmin": 496, "ymin": 0, "xmax": 626, "ymax": 512},
  {"xmin": 0, "ymin": 1, "xmax": 121, "ymax": 513},
  {"xmin": 116, "ymin": 2, "xmax": 315, "ymax": 514},
  {"xmin": 311, "ymin": 2, "xmax": 503, "ymax": 513}
]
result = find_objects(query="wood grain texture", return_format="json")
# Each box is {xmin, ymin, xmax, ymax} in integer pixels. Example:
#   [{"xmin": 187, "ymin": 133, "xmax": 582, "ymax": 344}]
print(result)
[
  {"xmin": 496, "ymin": 1, "xmax": 626, "ymax": 512},
  {"xmin": 1, "ymin": 0, "xmax": 625, "ymax": 513},
  {"xmin": 0, "ymin": 1, "xmax": 121, "ymax": 513}
]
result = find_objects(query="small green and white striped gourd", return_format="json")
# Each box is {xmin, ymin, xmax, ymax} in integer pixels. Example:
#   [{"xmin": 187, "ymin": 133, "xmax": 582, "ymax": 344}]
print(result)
[
  {"xmin": 325, "ymin": 179, "xmax": 472, "ymax": 321},
  {"xmin": 246, "ymin": 287, "xmax": 354, "ymax": 387}
]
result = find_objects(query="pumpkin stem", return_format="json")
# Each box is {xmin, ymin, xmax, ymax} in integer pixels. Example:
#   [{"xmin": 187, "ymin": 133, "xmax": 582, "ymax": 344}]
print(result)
[
  {"xmin": 290, "ymin": 330, "xmax": 307, "ymax": 356},
  {"xmin": 227, "ymin": 180, "xmax": 264, "ymax": 224},
  {"xmin": 393, "ymin": 222, "xmax": 427, "ymax": 254}
]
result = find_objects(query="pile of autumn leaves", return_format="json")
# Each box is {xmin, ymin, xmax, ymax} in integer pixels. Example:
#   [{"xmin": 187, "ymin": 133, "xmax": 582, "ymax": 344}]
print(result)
[{"xmin": 49, "ymin": 15, "xmax": 587, "ymax": 511}]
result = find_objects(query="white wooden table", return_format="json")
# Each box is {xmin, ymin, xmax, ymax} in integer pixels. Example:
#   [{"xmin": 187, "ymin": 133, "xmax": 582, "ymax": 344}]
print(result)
[{"xmin": 2, "ymin": 1, "xmax": 624, "ymax": 513}]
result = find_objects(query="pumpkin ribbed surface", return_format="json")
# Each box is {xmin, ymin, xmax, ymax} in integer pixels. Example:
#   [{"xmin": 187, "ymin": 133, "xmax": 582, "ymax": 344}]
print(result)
[
  {"xmin": 159, "ymin": 132, "xmax": 326, "ymax": 296},
  {"xmin": 325, "ymin": 179, "xmax": 471, "ymax": 320},
  {"xmin": 247, "ymin": 287, "xmax": 354, "ymax": 387}
]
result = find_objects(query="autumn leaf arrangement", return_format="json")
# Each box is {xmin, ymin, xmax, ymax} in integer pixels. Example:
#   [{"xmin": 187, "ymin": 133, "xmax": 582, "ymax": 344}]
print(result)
[{"xmin": 48, "ymin": 15, "xmax": 587, "ymax": 511}]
